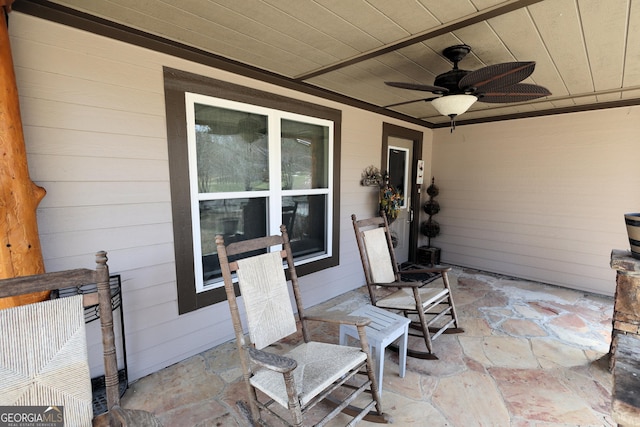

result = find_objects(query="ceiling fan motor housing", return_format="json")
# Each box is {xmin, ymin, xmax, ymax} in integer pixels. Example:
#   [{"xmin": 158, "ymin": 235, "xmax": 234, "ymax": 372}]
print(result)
[{"xmin": 434, "ymin": 69, "xmax": 472, "ymax": 94}]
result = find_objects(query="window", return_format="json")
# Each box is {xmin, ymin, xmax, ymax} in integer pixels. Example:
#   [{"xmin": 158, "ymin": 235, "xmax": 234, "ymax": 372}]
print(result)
[
  {"xmin": 187, "ymin": 94, "xmax": 333, "ymax": 292},
  {"xmin": 164, "ymin": 68, "xmax": 341, "ymax": 313}
]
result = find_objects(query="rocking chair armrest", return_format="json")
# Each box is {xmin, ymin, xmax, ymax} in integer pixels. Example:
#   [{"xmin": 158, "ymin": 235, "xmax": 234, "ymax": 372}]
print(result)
[
  {"xmin": 247, "ymin": 346, "xmax": 297, "ymax": 373},
  {"xmin": 304, "ymin": 313, "xmax": 371, "ymax": 327}
]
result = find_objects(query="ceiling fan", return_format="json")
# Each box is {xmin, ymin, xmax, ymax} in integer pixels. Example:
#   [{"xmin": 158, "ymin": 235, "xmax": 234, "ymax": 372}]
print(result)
[{"xmin": 385, "ymin": 44, "xmax": 551, "ymax": 131}]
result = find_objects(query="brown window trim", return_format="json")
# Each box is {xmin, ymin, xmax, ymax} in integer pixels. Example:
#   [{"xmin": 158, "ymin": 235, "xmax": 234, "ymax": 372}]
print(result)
[{"xmin": 163, "ymin": 67, "xmax": 341, "ymax": 314}]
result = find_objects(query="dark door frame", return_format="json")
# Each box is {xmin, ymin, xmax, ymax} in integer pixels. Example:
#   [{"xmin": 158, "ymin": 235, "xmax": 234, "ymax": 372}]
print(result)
[{"xmin": 381, "ymin": 122, "xmax": 423, "ymax": 262}]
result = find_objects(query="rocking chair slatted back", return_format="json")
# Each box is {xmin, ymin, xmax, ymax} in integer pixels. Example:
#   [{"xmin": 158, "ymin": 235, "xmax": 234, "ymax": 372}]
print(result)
[
  {"xmin": 236, "ymin": 251, "xmax": 298, "ymax": 349},
  {"xmin": 362, "ymin": 227, "xmax": 397, "ymax": 284}
]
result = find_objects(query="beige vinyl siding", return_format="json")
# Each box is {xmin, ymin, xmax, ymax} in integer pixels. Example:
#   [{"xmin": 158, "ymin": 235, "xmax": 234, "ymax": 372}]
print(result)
[
  {"xmin": 9, "ymin": 12, "xmax": 418, "ymax": 380},
  {"xmin": 429, "ymin": 109, "xmax": 640, "ymax": 296},
  {"xmin": 10, "ymin": 13, "xmax": 249, "ymax": 380},
  {"xmin": 10, "ymin": 10, "xmax": 637, "ymax": 382}
]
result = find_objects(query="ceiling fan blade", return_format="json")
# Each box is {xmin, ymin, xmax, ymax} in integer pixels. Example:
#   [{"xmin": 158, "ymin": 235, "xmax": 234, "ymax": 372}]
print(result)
[
  {"xmin": 476, "ymin": 83, "xmax": 551, "ymax": 103},
  {"xmin": 385, "ymin": 81, "xmax": 449, "ymax": 93},
  {"xmin": 384, "ymin": 97, "xmax": 439, "ymax": 108},
  {"xmin": 459, "ymin": 62, "xmax": 536, "ymax": 93}
]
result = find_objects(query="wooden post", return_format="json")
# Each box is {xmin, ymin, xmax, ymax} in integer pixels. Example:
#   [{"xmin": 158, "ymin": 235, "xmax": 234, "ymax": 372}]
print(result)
[{"xmin": 0, "ymin": 0, "xmax": 49, "ymax": 308}]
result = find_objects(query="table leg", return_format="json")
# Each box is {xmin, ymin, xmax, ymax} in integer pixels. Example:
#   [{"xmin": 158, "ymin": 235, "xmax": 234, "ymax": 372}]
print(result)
[{"xmin": 399, "ymin": 325, "xmax": 408, "ymax": 378}]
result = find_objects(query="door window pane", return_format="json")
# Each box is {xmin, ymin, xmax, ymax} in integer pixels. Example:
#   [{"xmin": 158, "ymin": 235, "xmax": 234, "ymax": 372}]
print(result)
[
  {"xmin": 388, "ymin": 147, "xmax": 408, "ymax": 208},
  {"xmin": 195, "ymin": 104, "xmax": 269, "ymax": 192},
  {"xmin": 281, "ymin": 119, "xmax": 329, "ymax": 190}
]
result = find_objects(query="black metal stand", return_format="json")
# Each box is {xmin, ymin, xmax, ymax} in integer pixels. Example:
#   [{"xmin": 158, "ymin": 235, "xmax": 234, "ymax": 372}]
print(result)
[{"xmin": 417, "ymin": 246, "xmax": 441, "ymax": 266}]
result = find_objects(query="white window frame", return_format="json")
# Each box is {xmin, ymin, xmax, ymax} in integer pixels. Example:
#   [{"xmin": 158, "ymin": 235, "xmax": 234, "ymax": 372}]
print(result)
[{"xmin": 185, "ymin": 93, "xmax": 334, "ymax": 293}]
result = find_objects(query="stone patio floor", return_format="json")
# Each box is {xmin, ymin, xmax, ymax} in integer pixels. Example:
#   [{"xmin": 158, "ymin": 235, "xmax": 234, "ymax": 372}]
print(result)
[{"xmin": 121, "ymin": 267, "xmax": 616, "ymax": 426}]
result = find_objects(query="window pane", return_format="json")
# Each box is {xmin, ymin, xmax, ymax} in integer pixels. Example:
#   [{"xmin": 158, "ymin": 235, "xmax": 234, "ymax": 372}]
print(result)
[
  {"xmin": 283, "ymin": 195, "xmax": 327, "ymax": 259},
  {"xmin": 281, "ymin": 119, "xmax": 329, "ymax": 190},
  {"xmin": 388, "ymin": 147, "xmax": 408, "ymax": 208},
  {"xmin": 195, "ymin": 104, "xmax": 269, "ymax": 192},
  {"xmin": 200, "ymin": 198, "xmax": 268, "ymax": 284}
]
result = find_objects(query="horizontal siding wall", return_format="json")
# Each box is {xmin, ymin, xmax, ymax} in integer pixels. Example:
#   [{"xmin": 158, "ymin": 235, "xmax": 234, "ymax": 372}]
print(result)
[
  {"xmin": 9, "ymin": 13, "xmax": 431, "ymax": 380},
  {"xmin": 429, "ymin": 109, "xmax": 640, "ymax": 296}
]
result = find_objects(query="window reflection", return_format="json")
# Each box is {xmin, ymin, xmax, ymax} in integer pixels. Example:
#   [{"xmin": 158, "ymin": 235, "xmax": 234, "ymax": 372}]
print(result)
[
  {"xmin": 195, "ymin": 104, "xmax": 269, "ymax": 192},
  {"xmin": 283, "ymin": 195, "xmax": 327, "ymax": 260},
  {"xmin": 200, "ymin": 198, "xmax": 267, "ymax": 284},
  {"xmin": 281, "ymin": 119, "xmax": 328, "ymax": 190},
  {"xmin": 190, "ymin": 99, "xmax": 333, "ymax": 290}
]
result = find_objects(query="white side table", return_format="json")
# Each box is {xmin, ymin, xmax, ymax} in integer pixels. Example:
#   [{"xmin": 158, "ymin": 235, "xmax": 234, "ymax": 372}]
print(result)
[{"xmin": 339, "ymin": 304, "xmax": 410, "ymax": 395}]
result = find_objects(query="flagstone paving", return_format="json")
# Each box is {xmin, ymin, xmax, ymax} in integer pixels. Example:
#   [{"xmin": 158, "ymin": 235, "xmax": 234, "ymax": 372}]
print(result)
[{"xmin": 121, "ymin": 267, "xmax": 615, "ymax": 426}]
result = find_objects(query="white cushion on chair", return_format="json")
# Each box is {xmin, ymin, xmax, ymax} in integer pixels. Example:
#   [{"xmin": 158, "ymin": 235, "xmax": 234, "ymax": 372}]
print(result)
[
  {"xmin": 0, "ymin": 295, "xmax": 93, "ymax": 426},
  {"xmin": 237, "ymin": 251, "xmax": 297, "ymax": 350},
  {"xmin": 362, "ymin": 228, "xmax": 396, "ymax": 283},
  {"xmin": 250, "ymin": 341, "xmax": 366, "ymax": 407}
]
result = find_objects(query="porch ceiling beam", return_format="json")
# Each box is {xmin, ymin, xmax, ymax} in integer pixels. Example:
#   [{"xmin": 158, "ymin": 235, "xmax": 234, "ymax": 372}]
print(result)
[{"xmin": 294, "ymin": 0, "xmax": 545, "ymax": 81}]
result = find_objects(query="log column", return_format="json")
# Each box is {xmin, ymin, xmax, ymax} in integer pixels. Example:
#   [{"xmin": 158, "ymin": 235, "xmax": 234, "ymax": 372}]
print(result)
[{"xmin": 0, "ymin": 0, "xmax": 48, "ymax": 308}]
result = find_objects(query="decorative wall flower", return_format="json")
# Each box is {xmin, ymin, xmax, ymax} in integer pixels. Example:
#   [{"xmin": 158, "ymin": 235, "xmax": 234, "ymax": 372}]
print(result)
[
  {"xmin": 361, "ymin": 165, "xmax": 383, "ymax": 186},
  {"xmin": 380, "ymin": 183, "xmax": 404, "ymax": 222}
]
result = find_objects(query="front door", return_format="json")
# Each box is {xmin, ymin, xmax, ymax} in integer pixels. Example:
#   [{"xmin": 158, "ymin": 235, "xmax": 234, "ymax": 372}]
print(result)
[
  {"xmin": 382, "ymin": 123, "xmax": 423, "ymax": 264},
  {"xmin": 387, "ymin": 138, "xmax": 412, "ymax": 264}
]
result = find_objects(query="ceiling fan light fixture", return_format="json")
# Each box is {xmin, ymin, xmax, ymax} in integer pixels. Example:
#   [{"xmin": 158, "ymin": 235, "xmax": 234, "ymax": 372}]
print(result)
[
  {"xmin": 431, "ymin": 94, "xmax": 477, "ymax": 117},
  {"xmin": 431, "ymin": 94, "xmax": 477, "ymax": 132}
]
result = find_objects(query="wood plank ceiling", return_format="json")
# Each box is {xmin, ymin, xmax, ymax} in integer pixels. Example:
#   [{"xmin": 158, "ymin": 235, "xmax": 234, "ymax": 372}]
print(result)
[{"xmin": 21, "ymin": 0, "xmax": 640, "ymax": 128}]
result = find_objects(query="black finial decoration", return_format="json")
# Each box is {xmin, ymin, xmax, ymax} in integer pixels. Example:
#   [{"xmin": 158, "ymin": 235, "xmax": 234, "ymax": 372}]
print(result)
[{"xmin": 421, "ymin": 177, "xmax": 441, "ymax": 247}]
